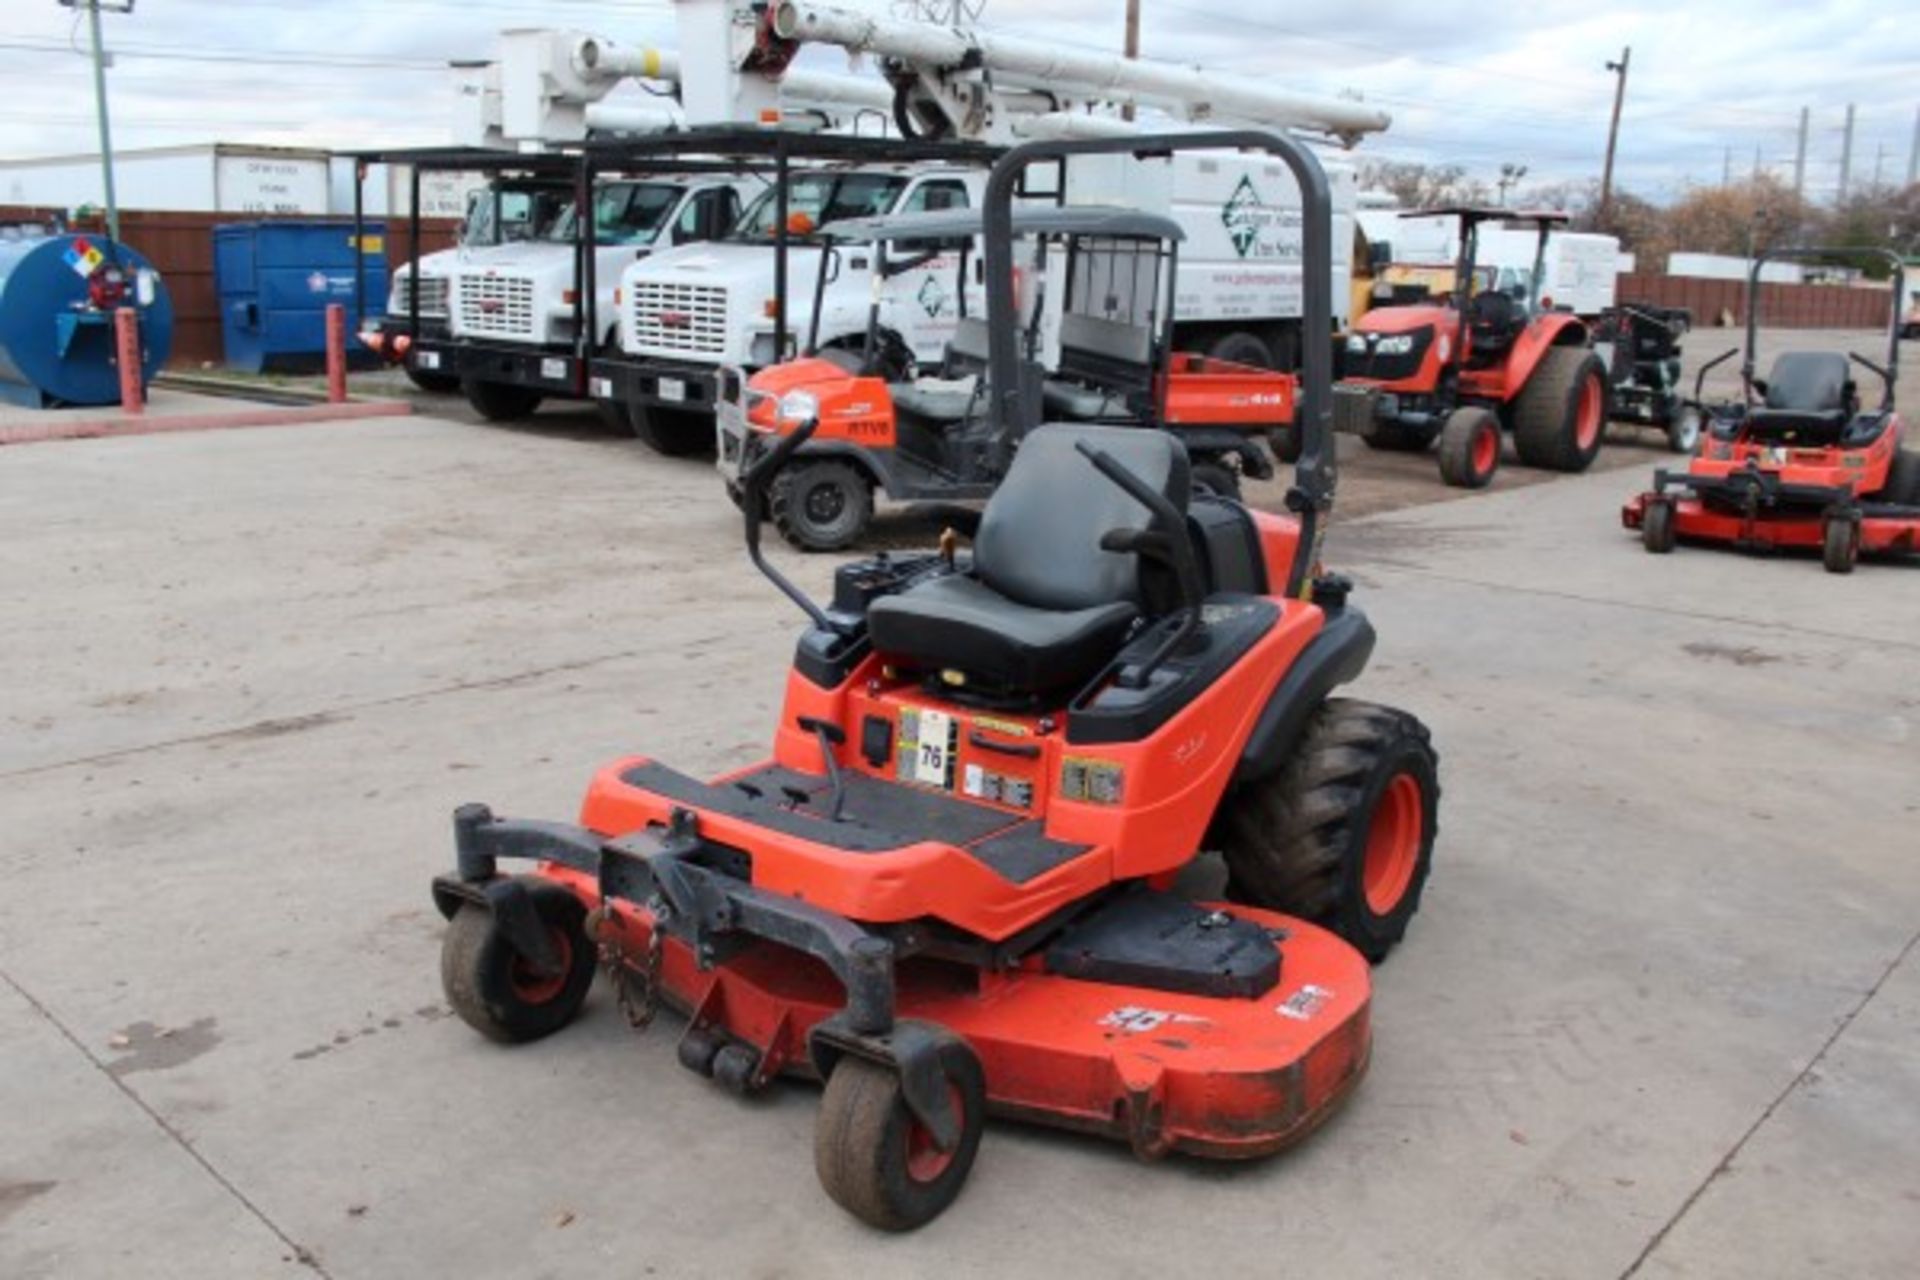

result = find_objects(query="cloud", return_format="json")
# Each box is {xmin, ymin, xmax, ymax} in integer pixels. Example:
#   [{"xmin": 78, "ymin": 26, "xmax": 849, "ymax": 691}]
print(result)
[{"xmin": 0, "ymin": 0, "xmax": 1914, "ymax": 204}]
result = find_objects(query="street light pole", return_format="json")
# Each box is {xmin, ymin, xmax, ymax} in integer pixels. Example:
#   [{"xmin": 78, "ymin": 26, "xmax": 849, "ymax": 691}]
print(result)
[{"xmin": 59, "ymin": 0, "xmax": 134, "ymax": 243}]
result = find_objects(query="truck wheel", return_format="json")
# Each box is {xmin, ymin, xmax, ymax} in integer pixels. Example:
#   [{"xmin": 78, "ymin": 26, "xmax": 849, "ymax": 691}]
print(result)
[
  {"xmin": 771, "ymin": 460, "xmax": 873, "ymax": 552},
  {"xmin": 1360, "ymin": 418, "xmax": 1440, "ymax": 453},
  {"xmin": 1666, "ymin": 405, "xmax": 1703, "ymax": 454},
  {"xmin": 1436, "ymin": 407, "xmax": 1500, "ymax": 489},
  {"xmin": 1212, "ymin": 698, "xmax": 1439, "ymax": 963},
  {"xmin": 1642, "ymin": 498, "xmax": 1676, "ymax": 554},
  {"xmin": 441, "ymin": 882, "xmax": 596, "ymax": 1044},
  {"xmin": 1883, "ymin": 449, "xmax": 1920, "ymax": 506},
  {"xmin": 814, "ymin": 1039, "xmax": 986, "ymax": 1232},
  {"xmin": 1191, "ymin": 460, "xmax": 1242, "ymax": 499},
  {"xmin": 628, "ymin": 404, "xmax": 714, "ymax": 457},
  {"xmin": 1513, "ymin": 347, "xmax": 1608, "ymax": 472},
  {"xmin": 463, "ymin": 379, "xmax": 544, "ymax": 423},
  {"xmin": 1822, "ymin": 515, "xmax": 1859, "ymax": 574},
  {"xmin": 405, "ymin": 366, "xmax": 460, "ymax": 395},
  {"xmin": 1206, "ymin": 330, "xmax": 1275, "ymax": 370}
]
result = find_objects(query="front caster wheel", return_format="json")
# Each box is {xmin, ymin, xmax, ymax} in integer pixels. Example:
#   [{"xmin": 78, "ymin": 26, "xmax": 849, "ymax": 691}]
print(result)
[
  {"xmin": 1213, "ymin": 698, "xmax": 1440, "ymax": 963},
  {"xmin": 1822, "ymin": 514, "xmax": 1859, "ymax": 575},
  {"xmin": 1642, "ymin": 498, "xmax": 1676, "ymax": 554},
  {"xmin": 814, "ymin": 1042, "xmax": 986, "ymax": 1231},
  {"xmin": 440, "ymin": 882, "xmax": 596, "ymax": 1044}
]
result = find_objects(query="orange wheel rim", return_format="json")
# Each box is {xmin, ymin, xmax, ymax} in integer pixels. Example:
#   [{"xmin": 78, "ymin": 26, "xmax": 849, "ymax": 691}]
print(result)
[
  {"xmin": 904, "ymin": 1083, "xmax": 965, "ymax": 1183},
  {"xmin": 1472, "ymin": 420, "xmax": 1498, "ymax": 475},
  {"xmin": 508, "ymin": 927, "xmax": 572, "ymax": 1004},
  {"xmin": 1363, "ymin": 773, "xmax": 1424, "ymax": 915},
  {"xmin": 1574, "ymin": 374, "xmax": 1603, "ymax": 451}
]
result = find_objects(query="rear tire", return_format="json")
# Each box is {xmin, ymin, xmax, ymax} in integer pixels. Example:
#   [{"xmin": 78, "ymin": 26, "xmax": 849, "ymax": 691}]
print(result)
[
  {"xmin": 628, "ymin": 404, "xmax": 715, "ymax": 457},
  {"xmin": 1666, "ymin": 405, "xmax": 1703, "ymax": 454},
  {"xmin": 1883, "ymin": 448, "xmax": 1920, "ymax": 506},
  {"xmin": 440, "ymin": 883, "xmax": 596, "ymax": 1044},
  {"xmin": 1513, "ymin": 347, "xmax": 1608, "ymax": 472},
  {"xmin": 1822, "ymin": 515, "xmax": 1858, "ymax": 574},
  {"xmin": 1206, "ymin": 329, "xmax": 1276, "ymax": 370},
  {"xmin": 1436, "ymin": 406, "xmax": 1500, "ymax": 489},
  {"xmin": 814, "ymin": 1041, "xmax": 986, "ymax": 1232},
  {"xmin": 1191, "ymin": 459, "xmax": 1242, "ymax": 500},
  {"xmin": 771, "ymin": 459, "xmax": 873, "ymax": 551},
  {"xmin": 1213, "ymin": 698, "xmax": 1440, "ymax": 963},
  {"xmin": 462, "ymin": 379, "xmax": 544, "ymax": 423},
  {"xmin": 405, "ymin": 366, "xmax": 460, "ymax": 395},
  {"xmin": 1642, "ymin": 498, "xmax": 1676, "ymax": 554}
]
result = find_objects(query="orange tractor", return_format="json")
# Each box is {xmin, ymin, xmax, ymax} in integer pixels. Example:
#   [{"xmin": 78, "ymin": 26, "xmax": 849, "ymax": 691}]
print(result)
[
  {"xmin": 1335, "ymin": 208, "xmax": 1609, "ymax": 489},
  {"xmin": 716, "ymin": 206, "xmax": 1296, "ymax": 550}
]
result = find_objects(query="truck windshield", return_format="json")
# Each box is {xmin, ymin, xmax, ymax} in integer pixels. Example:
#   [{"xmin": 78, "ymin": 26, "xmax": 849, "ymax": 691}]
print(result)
[
  {"xmin": 729, "ymin": 172, "xmax": 909, "ymax": 242},
  {"xmin": 462, "ymin": 188, "xmax": 571, "ymax": 247},
  {"xmin": 547, "ymin": 182, "xmax": 685, "ymax": 247}
]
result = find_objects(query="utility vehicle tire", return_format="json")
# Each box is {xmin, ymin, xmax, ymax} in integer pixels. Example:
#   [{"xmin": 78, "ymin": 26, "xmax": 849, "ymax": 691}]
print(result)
[
  {"xmin": 1360, "ymin": 417, "xmax": 1439, "ymax": 453},
  {"xmin": 1214, "ymin": 698, "xmax": 1439, "ymax": 963},
  {"xmin": 628, "ymin": 404, "xmax": 715, "ymax": 457},
  {"xmin": 814, "ymin": 1039, "xmax": 986, "ymax": 1232},
  {"xmin": 1436, "ymin": 407, "xmax": 1500, "ymax": 489},
  {"xmin": 772, "ymin": 460, "xmax": 873, "ymax": 552},
  {"xmin": 1822, "ymin": 515, "xmax": 1859, "ymax": 575},
  {"xmin": 440, "ymin": 882, "xmax": 596, "ymax": 1044},
  {"xmin": 1512, "ymin": 347, "xmax": 1609, "ymax": 472},
  {"xmin": 405, "ymin": 366, "xmax": 461, "ymax": 395},
  {"xmin": 1207, "ymin": 329, "xmax": 1276, "ymax": 370},
  {"xmin": 463, "ymin": 379, "xmax": 544, "ymax": 423},
  {"xmin": 1884, "ymin": 448, "xmax": 1920, "ymax": 506},
  {"xmin": 1642, "ymin": 499, "xmax": 1676, "ymax": 554},
  {"xmin": 1191, "ymin": 460, "xmax": 1242, "ymax": 500},
  {"xmin": 1271, "ymin": 424, "xmax": 1303, "ymax": 464},
  {"xmin": 1666, "ymin": 404, "xmax": 1703, "ymax": 454}
]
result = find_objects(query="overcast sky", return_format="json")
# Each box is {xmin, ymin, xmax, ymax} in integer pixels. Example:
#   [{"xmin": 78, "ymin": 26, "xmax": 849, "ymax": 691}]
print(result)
[{"xmin": 1, "ymin": 0, "xmax": 1915, "ymax": 204}]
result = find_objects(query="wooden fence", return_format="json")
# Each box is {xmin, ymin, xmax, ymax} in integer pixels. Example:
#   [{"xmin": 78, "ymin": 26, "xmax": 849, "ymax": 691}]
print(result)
[
  {"xmin": 1615, "ymin": 272, "xmax": 1891, "ymax": 330},
  {"xmin": 1, "ymin": 206, "xmax": 459, "ymax": 366}
]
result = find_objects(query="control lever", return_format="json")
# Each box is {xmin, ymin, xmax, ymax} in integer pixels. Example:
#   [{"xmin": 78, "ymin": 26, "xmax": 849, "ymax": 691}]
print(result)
[{"xmin": 1075, "ymin": 440, "xmax": 1206, "ymax": 690}]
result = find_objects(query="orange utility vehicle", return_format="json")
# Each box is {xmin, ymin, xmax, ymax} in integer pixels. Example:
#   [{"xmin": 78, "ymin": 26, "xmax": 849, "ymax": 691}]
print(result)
[
  {"xmin": 715, "ymin": 205, "xmax": 1296, "ymax": 550},
  {"xmin": 1623, "ymin": 247, "xmax": 1919, "ymax": 572},
  {"xmin": 429, "ymin": 132, "xmax": 1438, "ymax": 1231},
  {"xmin": 1335, "ymin": 207, "xmax": 1609, "ymax": 489}
]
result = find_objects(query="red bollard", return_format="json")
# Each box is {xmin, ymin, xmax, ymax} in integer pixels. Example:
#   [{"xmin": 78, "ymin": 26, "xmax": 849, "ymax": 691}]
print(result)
[
  {"xmin": 115, "ymin": 306, "xmax": 144, "ymax": 416},
  {"xmin": 325, "ymin": 303, "xmax": 348, "ymax": 404}
]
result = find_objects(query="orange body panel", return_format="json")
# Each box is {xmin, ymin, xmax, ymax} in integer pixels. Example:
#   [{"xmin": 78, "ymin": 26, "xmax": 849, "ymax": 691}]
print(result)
[
  {"xmin": 552, "ymin": 868, "xmax": 1373, "ymax": 1160},
  {"xmin": 1159, "ymin": 355, "xmax": 1296, "ymax": 427},
  {"xmin": 1683, "ymin": 424, "xmax": 1899, "ymax": 495},
  {"xmin": 1623, "ymin": 491, "xmax": 1920, "ymax": 553},
  {"xmin": 1344, "ymin": 303, "xmax": 1588, "ymax": 404}
]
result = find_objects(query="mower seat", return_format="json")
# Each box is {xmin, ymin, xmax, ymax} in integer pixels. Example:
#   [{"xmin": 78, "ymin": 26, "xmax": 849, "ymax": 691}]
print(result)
[
  {"xmin": 1749, "ymin": 351, "xmax": 1852, "ymax": 441},
  {"xmin": 868, "ymin": 424, "xmax": 1189, "ymax": 694}
]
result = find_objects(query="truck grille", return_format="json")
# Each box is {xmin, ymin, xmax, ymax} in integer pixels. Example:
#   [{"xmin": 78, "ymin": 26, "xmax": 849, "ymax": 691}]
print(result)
[
  {"xmin": 630, "ymin": 282, "xmax": 727, "ymax": 356},
  {"xmin": 394, "ymin": 274, "xmax": 449, "ymax": 319},
  {"xmin": 457, "ymin": 273, "xmax": 536, "ymax": 339}
]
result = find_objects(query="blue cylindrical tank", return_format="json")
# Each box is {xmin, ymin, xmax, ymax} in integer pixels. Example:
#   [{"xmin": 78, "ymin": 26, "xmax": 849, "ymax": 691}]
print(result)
[{"xmin": 0, "ymin": 230, "xmax": 174, "ymax": 408}]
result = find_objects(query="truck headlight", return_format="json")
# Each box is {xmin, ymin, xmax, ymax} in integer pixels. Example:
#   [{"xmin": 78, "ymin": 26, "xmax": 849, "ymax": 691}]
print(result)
[
  {"xmin": 777, "ymin": 390, "xmax": 819, "ymax": 424},
  {"xmin": 1373, "ymin": 333, "xmax": 1416, "ymax": 356}
]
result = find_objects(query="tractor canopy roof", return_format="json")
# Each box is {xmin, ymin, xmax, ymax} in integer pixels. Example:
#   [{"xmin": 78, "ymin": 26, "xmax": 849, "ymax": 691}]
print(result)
[
  {"xmin": 1403, "ymin": 206, "xmax": 1570, "ymax": 227},
  {"xmin": 824, "ymin": 205, "xmax": 1186, "ymax": 244}
]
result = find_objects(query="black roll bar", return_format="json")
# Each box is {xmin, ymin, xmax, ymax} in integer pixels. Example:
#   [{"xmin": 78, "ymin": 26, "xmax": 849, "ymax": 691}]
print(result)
[{"xmin": 1744, "ymin": 244, "xmax": 1904, "ymax": 410}]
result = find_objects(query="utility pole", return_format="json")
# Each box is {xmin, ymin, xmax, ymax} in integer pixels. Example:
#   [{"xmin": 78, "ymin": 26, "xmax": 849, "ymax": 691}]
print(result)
[
  {"xmin": 1838, "ymin": 102, "xmax": 1856, "ymax": 203},
  {"xmin": 1497, "ymin": 163, "xmax": 1528, "ymax": 206},
  {"xmin": 1752, "ymin": 145, "xmax": 1761, "ymax": 181},
  {"xmin": 1598, "ymin": 46, "xmax": 1630, "ymax": 227},
  {"xmin": 1722, "ymin": 146, "xmax": 1732, "ymax": 186},
  {"xmin": 1909, "ymin": 105, "xmax": 1919, "ymax": 186},
  {"xmin": 1794, "ymin": 106, "xmax": 1809, "ymax": 198},
  {"xmin": 58, "ymin": 0, "xmax": 135, "ymax": 244},
  {"xmin": 1120, "ymin": 0, "xmax": 1141, "ymax": 123},
  {"xmin": 1872, "ymin": 141, "xmax": 1885, "ymax": 191}
]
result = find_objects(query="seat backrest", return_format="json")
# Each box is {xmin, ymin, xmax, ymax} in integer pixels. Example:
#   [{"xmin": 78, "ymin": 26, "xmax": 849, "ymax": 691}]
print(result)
[
  {"xmin": 1764, "ymin": 351, "xmax": 1849, "ymax": 412},
  {"xmin": 974, "ymin": 424, "xmax": 1189, "ymax": 612},
  {"xmin": 945, "ymin": 316, "xmax": 991, "ymax": 368},
  {"xmin": 1468, "ymin": 290, "xmax": 1521, "ymax": 346}
]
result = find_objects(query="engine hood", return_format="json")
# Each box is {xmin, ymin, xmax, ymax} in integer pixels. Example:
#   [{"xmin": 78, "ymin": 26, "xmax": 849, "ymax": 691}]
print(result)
[
  {"xmin": 1352, "ymin": 303, "xmax": 1453, "ymax": 336},
  {"xmin": 622, "ymin": 241, "xmax": 830, "ymax": 292}
]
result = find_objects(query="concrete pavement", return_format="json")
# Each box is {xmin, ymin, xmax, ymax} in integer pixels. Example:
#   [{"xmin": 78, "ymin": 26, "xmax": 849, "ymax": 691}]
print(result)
[{"xmin": 2, "ymin": 405, "xmax": 1916, "ymax": 1278}]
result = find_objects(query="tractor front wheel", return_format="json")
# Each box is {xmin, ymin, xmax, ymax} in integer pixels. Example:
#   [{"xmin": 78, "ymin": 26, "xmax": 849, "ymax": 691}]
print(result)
[
  {"xmin": 1666, "ymin": 405, "xmax": 1703, "ymax": 454},
  {"xmin": 1213, "ymin": 698, "xmax": 1439, "ymax": 962},
  {"xmin": 1513, "ymin": 347, "xmax": 1608, "ymax": 472},
  {"xmin": 814, "ymin": 1041, "xmax": 986, "ymax": 1231},
  {"xmin": 441, "ymin": 882, "xmax": 596, "ymax": 1044},
  {"xmin": 1436, "ymin": 407, "xmax": 1500, "ymax": 489},
  {"xmin": 1360, "ymin": 417, "xmax": 1439, "ymax": 453}
]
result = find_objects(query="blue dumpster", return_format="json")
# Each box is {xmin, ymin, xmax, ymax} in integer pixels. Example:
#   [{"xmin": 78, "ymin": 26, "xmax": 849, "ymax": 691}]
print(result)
[{"xmin": 214, "ymin": 220, "xmax": 388, "ymax": 374}]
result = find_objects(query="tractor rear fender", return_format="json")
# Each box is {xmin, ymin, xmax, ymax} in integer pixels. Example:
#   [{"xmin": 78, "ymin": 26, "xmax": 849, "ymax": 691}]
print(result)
[
  {"xmin": 1231, "ymin": 607, "xmax": 1376, "ymax": 784},
  {"xmin": 1501, "ymin": 312, "xmax": 1591, "ymax": 390}
]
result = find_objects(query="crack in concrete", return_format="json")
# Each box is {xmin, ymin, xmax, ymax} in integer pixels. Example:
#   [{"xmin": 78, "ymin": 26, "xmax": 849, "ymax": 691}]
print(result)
[
  {"xmin": 0, "ymin": 969, "xmax": 334, "ymax": 1279},
  {"xmin": 1617, "ymin": 927, "xmax": 1920, "ymax": 1279}
]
